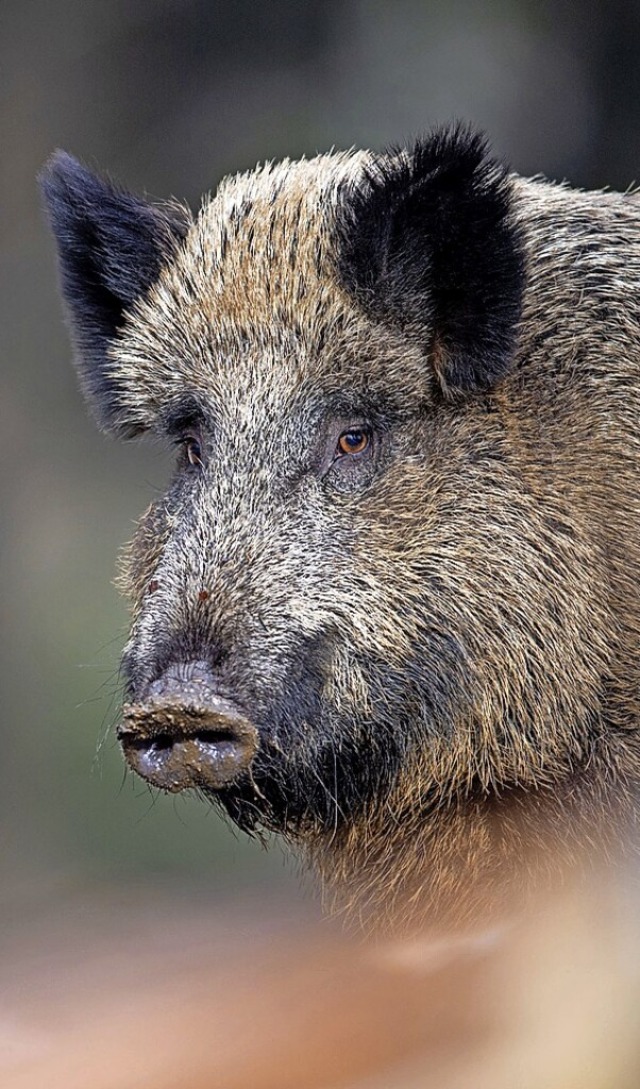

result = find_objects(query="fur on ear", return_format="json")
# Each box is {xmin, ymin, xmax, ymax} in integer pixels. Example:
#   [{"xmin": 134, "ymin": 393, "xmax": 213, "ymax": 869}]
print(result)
[
  {"xmin": 40, "ymin": 151, "xmax": 192, "ymax": 433},
  {"xmin": 335, "ymin": 126, "xmax": 525, "ymax": 393}
]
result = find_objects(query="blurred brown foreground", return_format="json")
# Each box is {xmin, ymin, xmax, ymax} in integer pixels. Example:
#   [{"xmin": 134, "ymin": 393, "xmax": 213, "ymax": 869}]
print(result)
[{"xmin": 1, "ymin": 869, "xmax": 639, "ymax": 1089}]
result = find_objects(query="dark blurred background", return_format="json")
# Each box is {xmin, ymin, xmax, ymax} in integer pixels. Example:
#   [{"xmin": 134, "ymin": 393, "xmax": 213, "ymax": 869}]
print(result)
[{"xmin": 2, "ymin": 0, "xmax": 640, "ymax": 920}]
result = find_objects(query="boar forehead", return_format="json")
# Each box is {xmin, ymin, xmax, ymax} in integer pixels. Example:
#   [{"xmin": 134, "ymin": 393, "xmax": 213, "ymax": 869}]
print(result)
[{"xmin": 108, "ymin": 151, "xmax": 428, "ymax": 430}]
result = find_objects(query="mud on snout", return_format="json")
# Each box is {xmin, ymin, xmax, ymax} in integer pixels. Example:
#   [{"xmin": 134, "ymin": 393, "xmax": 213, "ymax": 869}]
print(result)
[{"xmin": 117, "ymin": 661, "xmax": 259, "ymax": 793}]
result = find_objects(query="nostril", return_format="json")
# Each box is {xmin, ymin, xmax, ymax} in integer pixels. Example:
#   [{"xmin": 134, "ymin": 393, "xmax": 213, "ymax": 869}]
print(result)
[
  {"xmin": 191, "ymin": 728, "xmax": 239, "ymax": 745},
  {"xmin": 127, "ymin": 733, "xmax": 174, "ymax": 753}
]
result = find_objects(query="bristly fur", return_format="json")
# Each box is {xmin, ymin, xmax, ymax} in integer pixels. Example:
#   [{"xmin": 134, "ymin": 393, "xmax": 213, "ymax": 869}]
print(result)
[
  {"xmin": 39, "ymin": 151, "xmax": 192, "ymax": 434},
  {"xmin": 42, "ymin": 125, "xmax": 640, "ymax": 930},
  {"xmin": 335, "ymin": 125, "xmax": 526, "ymax": 393}
]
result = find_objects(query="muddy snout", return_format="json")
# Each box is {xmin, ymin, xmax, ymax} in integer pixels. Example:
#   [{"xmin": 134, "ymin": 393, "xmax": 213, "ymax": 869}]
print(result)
[{"xmin": 118, "ymin": 662, "xmax": 258, "ymax": 793}]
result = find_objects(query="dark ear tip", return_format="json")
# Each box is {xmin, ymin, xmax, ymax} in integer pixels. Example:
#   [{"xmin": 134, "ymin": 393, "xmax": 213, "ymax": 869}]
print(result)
[
  {"xmin": 39, "ymin": 151, "xmax": 108, "ymax": 217},
  {"xmin": 41, "ymin": 147, "xmax": 81, "ymax": 172},
  {"xmin": 39, "ymin": 149, "xmax": 81, "ymax": 189}
]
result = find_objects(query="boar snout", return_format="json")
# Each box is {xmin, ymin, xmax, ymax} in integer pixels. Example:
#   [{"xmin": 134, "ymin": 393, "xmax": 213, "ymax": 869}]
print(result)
[{"xmin": 118, "ymin": 661, "xmax": 258, "ymax": 793}]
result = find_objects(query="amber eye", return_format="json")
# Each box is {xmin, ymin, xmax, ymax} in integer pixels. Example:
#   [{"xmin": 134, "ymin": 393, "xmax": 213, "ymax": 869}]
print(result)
[
  {"xmin": 185, "ymin": 437, "xmax": 203, "ymax": 466},
  {"xmin": 337, "ymin": 429, "xmax": 370, "ymax": 457}
]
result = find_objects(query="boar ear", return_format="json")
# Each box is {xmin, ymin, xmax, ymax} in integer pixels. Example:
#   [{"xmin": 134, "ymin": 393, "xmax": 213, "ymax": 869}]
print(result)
[
  {"xmin": 336, "ymin": 126, "xmax": 525, "ymax": 392},
  {"xmin": 40, "ymin": 151, "xmax": 191, "ymax": 433}
]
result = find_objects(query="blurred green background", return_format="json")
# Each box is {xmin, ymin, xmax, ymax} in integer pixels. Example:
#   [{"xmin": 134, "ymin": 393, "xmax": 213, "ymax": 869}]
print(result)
[{"xmin": 3, "ymin": 0, "xmax": 640, "ymax": 911}]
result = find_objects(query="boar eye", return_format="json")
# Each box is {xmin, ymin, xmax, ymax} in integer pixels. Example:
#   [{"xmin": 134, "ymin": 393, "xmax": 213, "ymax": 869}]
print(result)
[
  {"xmin": 336, "ymin": 428, "xmax": 370, "ymax": 457},
  {"xmin": 185, "ymin": 436, "xmax": 203, "ymax": 467}
]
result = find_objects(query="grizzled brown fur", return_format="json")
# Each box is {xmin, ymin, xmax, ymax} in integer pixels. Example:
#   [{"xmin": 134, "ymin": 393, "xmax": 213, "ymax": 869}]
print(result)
[{"xmin": 42, "ymin": 128, "xmax": 640, "ymax": 927}]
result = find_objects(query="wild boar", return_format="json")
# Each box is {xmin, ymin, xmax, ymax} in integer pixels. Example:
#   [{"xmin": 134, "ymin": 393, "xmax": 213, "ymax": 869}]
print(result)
[{"xmin": 41, "ymin": 127, "xmax": 640, "ymax": 926}]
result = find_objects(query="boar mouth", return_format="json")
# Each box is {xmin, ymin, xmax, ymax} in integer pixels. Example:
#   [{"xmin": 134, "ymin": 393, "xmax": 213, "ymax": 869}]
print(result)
[{"xmin": 118, "ymin": 689, "xmax": 259, "ymax": 793}]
